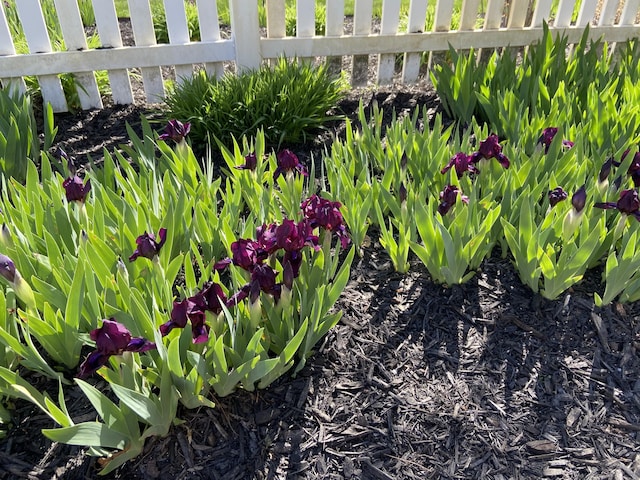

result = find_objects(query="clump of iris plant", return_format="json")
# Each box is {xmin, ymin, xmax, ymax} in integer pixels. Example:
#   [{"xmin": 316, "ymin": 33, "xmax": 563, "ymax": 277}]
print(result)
[
  {"xmin": 537, "ymin": 127, "xmax": 574, "ymax": 153},
  {"xmin": 159, "ymin": 195, "xmax": 350, "ymax": 342},
  {"xmin": 77, "ymin": 319, "xmax": 156, "ymax": 378},
  {"xmin": 129, "ymin": 228, "xmax": 167, "ymax": 262},
  {"xmin": 437, "ymin": 184, "xmax": 469, "ymax": 216}
]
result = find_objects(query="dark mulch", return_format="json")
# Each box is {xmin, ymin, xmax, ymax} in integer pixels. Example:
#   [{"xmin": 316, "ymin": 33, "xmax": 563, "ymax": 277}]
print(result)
[{"xmin": 2, "ymin": 20, "xmax": 640, "ymax": 480}]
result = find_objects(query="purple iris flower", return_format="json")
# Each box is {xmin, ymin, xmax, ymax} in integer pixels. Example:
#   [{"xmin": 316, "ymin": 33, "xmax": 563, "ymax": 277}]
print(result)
[
  {"xmin": 129, "ymin": 228, "xmax": 167, "ymax": 262},
  {"xmin": 275, "ymin": 220, "xmax": 317, "ymax": 252},
  {"xmin": 594, "ymin": 189, "xmax": 640, "ymax": 220},
  {"xmin": 469, "ymin": 134, "xmax": 510, "ymax": 169},
  {"xmin": 441, "ymin": 152, "xmax": 479, "ymax": 178},
  {"xmin": 63, "ymin": 175, "xmax": 91, "ymax": 203},
  {"xmin": 301, "ymin": 195, "xmax": 349, "ymax": 248},
  {"xmin": 274, "ymin": 149, "xmax": 308, "ymax": 180},
  {"xmin": 77, "ymin": 319, "xmax": 156, "ymax": 378},
  {"xmin": 231, "ymin": 238, "xmax": 262, "ymax": 271},
  {"xmin": 548, "ymin": 187, "xmax": 568, "ymax": 208},
  {"xmin": 437, "ymin": 185, "xmax": 469, "ymax": 216},
  {"xmin": 158, "ymin": 119, "xmax": 191, "ymax": 143},
  {"xmin": 600, "ymin": 157, "xmax": 620, "ymax": 184},
  {"xmin": 537, "ymin": 127, "xmax": 574, "ymax": 153},
  {"xmin": 250, "ymin": 264, "xmax": 281, "ymax": 302},
  {"xmin": 256, "ymin": 223, "xmax": 280, "ymax": 255},
  {"xmin": 571, "ymin": 185, "xmax": 587, "ymax": 213},
  {"xmin": 0, "ymin": 254, "xmax": 16, "ymax": 284},
  {"xmin": 626, "ymin": 152, "xmax": 640, "ymax": 187},
  {"xmin": 235, "ymin": 152, "xmax": 258, "ymax": 171}
]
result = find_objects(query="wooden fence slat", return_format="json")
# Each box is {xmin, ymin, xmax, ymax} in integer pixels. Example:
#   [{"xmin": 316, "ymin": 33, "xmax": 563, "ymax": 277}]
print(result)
[
  {"xmin": 377, "ymin": 0, "xmax": 402, "ymax": 84},
  {"xmin": 0, "ymin": 3, "xmax": 26, "ymax": 95},
  {"xmin": 507, "ymin": 0, "xmax": 530, "ymax": 28},
  {"xmin": 163, "ymin": 0, "xmax": 194, "ymax": 83},
  {"xmin": 0, "ymin": 42, "xmax": 236, "ymax": 77},
  {"xmin": 531, "ymin": 0, "xmax": 554, "ymax": 27},
  {"xmin": 325, "ymin": 0, "xmax": 345, "ymax": 75},
  {"xmin": 230, "ymin": 0, "xmax": 261, "ymax": 71},
  {"xmin": 297, "ymin": 0, "xmax": 317, "ymax": 62},
  {"xmin": 576, "ymin": 0, "xmax": 598, "ymax": 26},
  {"xmin": 620, "ymin": 0, "xmax": 640, "ymax": 24},
  {"xmin": 402, "ymin": 0, "xmax": 429, "ymax": 83},
  {"xmin": 15, "ymin": 0, "xmax": 67, "ymax": 112},
  {"xmin": 298, "ymin": 0, "xmax": 317, "ymax": 37},
  {"xmin": 91, "ymin": 0, "xmax": 133, "ymax": 104},
  {"xmin": 484, "ymin": 0, "xmax": 505, "ymax": 29},
  {"xmin": 555, "ymin": 0, "xmax": 576, "ymax": 27},
  {"xmin": 196, "ymin": 0, "xmax": 225, "ymax": 78},
  {"xmin": 128, "ymin": 0, "xmax": 165, "ymax": 102},
  {"xmin": 351, "ymin": 0, "xmax": 373, "ymax": 86},
  {"xmin": 53, "ymin": 0, "xmax": 102, "ymax": 109},
  {"xmin": 598, "ymin": 0, "xmax": 619, "ymax": 26},
  {"xmin": 460, "ymin": 0, "xmax": 482, "ymax": 30},
  {"xmin": 259, "ymin": 25, "xmax": 640, "ymax": 56}
]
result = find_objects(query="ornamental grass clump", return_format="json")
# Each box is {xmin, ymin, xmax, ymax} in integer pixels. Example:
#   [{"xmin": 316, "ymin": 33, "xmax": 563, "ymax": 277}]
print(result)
[{"xmin": 163, "ymin": 57, "xmax": 348, "ymax": 156}]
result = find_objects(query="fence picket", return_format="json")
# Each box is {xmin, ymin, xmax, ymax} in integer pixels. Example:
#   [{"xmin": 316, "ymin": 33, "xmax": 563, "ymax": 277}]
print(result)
[
  {"xmin": 531, "ymin": 0, "xmax": 554, "ymax": 27},
  {"xmin": 377, "ymin": 0, "xmax": 401, "ymax": 84},
  {"xmin": 230, "ymin": 0, "xmax": 261, "ymax": 71},
  {"xmin": 163, "ymin": 0, "xmax": 194, "ymax": 83},
  {"xmin": 555, "ymin": 0, "xmax": 576, "ymax": 27},
  {"xmin": 128, "ymin": 0, "xmax": 165, "ymax": 102},
  {"xmin": 460, "ymin": 0, "xmax": 482, "ymax": 30},
  {"xmin": 352, "ymin": 0, "xmax": 373, "ymax": 86},
  {"xmin": 53, "ymin": 0, "xmax": 102, "ymax": 109},
  {"xmin": 196, "ymin": 0, "xmax": 225, "ymax": 78},
  {"xmin": 91, "ymin": 0, "xmax": 133, "ymax": 104},
  {"xmin": 14, "ymin": 0, "xmax": 67, "ymax": 112},
  {"xmin": 576, "ymin": 0, "xmax": 598, "ymax": 26},
  {"xmin": 0, "ymin": 4, "xmax": 26, "ymax": 95},
  {"xmin": 402, "ymin": 0, "xmax": 429, "ymax": 83},
  {"xmin": 325, "ymin": 0, "xmax": 345, "ymax": 76},
  {"xmin": 297, "ymin": 0, "xmax": 316, "ymax": 62},
  {"xmin": 507, "ymin": 0, "xmax": 530, "ymax": 29}
]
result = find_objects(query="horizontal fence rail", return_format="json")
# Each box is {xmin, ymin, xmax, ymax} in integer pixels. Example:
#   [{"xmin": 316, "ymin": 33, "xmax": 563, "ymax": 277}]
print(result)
[{"xmin": 0, "ymin": 0, "xmax": 639, "ymax": 112}]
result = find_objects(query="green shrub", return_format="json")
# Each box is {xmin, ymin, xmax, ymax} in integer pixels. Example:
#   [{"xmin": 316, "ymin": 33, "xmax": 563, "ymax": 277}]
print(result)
[
  {"xmin": 163, "ymin": 57, "xmax": 348, "ymax": 153},
  {"xmin": 0, "ymin": 89, "xmax": 56, "ymax": 182},
  {"xmin": 152, "ymin": 0, "xmax": 201, "ymax": 43}
]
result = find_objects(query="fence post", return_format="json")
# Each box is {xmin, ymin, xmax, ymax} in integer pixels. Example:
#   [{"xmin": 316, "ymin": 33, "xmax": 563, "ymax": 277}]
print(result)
[{"xmin": 229, "ymin": 0, "xmax": 262, "ymax": 72}]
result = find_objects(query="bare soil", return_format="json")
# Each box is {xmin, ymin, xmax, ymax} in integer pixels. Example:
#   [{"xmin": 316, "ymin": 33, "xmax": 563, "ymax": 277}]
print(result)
[{"xmin": 2, "ymin": 19, "xmax": 640, "ymax": 480}]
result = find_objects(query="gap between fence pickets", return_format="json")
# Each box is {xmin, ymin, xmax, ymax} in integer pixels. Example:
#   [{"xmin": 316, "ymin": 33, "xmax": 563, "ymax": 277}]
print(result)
[{"xmin": 2, "ymin": 0, "xmax": 639, "ymax": 113}]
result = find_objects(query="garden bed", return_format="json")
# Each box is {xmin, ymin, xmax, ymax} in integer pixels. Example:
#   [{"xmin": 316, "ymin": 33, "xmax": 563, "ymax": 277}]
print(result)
[{"xmin": 1, "ymin": 83, "xmax": 639, "ymax": 480}]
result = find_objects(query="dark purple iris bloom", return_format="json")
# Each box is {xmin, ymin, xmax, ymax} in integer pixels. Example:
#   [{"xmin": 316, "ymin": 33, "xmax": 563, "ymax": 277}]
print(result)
[
  {"xmin": 571, "ymin": 185, "xmax": 587, "ymax": 213},
  {"xmin": 595, "ymin": 189, "xmax": 640, "ymax": 220},
  {"xmin": 548, "ymin": 187, "xmax": 568, "ymax": 208},
  {"xmin": 250, "ymin": 264, "xmax": 280, "ymax": 302},
  {"xmin": 256, "ymin": 223, "xmax": 280, "ymax": 254},
  {"xmin": 437, "ymin": 185, "xmax": 469, "ymax": 216},
  {"xmin": 537, "ymin": 127, "xmax": 574, "ymax": 153},
  {"xmin": 160, "ymin": 298, "xmax": 193, "ymax": 336},
  {"xmin": 626, "ymin": 153, "xmax": 640, "ymax": 187},
  {"xmin": 301, "ymin": 195, "xmax": 350, "ymax": 248},
  {"xmin": 469, "ymin": 134, "xmax": 510, "ymax": 168},
  {"xmin": 274, "ymin": 149, "xmax": 308, "ymax": 180},
  {"xmin": 231, "ymin": 238, "xmax": 262, "ymax": 271},
  {"xmin": 441, "ymin": 152, "xmax": 479, "ymax": 178},
  {"xmin": 63, "ymin": 175, "xmax": 91, "ymax": 203},
  {"xmin": 0, "ymin": 254, "xmax": 16, "ymax": 284},
  {"xmin": 78, "ymin": 319, "xmax": 156, "ymax": 378},
  {"xmin": 600, "ymin": 157, "xmax": 620, "ymax": 183},
  {"xmin": 129, "ymin": 228, "xmax": 167, "ymax": 262},
  {"xmin": 235, "ymin": 152, "xmax": 258, "ymax": 171},
  {"xmin": 200, "ymin": 282, "xmax": 227, "ymax": 315},
  {"xmin": 158, "ymin": 119, "xmax": 191, "ymax": 143},
  {"xmin": 275, "ymin": 220, "xmax": 317, "ymax": 252}
]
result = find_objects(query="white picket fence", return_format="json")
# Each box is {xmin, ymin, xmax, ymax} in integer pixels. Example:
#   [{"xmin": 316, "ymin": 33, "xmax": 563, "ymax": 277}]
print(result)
[{"xmin": 1, "ymin": 0, "xmax": 639, "ymax": 112}]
